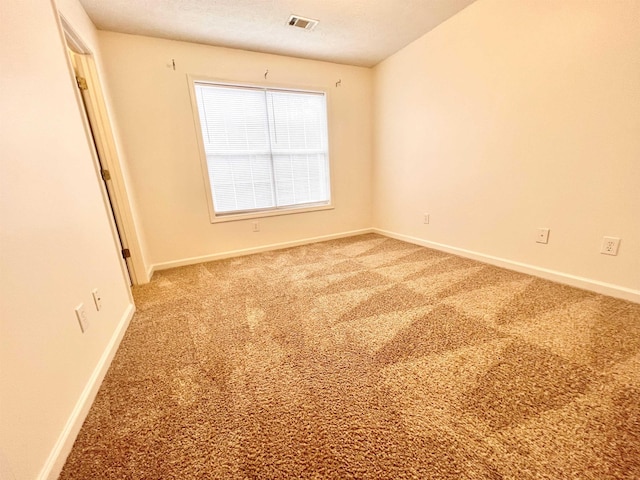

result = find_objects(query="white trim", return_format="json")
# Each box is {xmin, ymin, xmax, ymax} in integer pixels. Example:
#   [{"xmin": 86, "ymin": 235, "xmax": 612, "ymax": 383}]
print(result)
[
  {"xmin": 151, "ymin": 228, "xmax": 373, "ymax": 272},
  {"xmin": 374, "ymin": 229, "xmax": 640, "ymax": 303},
  {"xmin": 58, "ymin": 15, "xmax": 90, "ymax": 54},
  {"xmin": 210, "ymin": 204, "xmax": 334, "ymax": 224},
  {"xmin": 73, "ymin": 53, "xmax": 146, "ymax": 285},
  {"xmin": 57, "ymin": 12, "xmax": 148, "ymax": 286},
  {"xmin": 39, "ymin": 303, "xmax": 136, "ymax": 480}
]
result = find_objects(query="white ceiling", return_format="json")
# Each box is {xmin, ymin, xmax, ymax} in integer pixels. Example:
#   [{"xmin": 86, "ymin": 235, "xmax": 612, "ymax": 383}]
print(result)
[{"xmin": 77, "ymin": 0, "xmax": 477, "ymax": 67}]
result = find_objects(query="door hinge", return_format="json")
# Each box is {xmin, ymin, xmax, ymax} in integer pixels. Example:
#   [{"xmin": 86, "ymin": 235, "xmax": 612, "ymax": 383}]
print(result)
[
  {"xmin": 122, "ymin": 248, "xmax": 131, "ymax": 259},
  {"xmin": 76, "ymin": 76, "xmax": 88, "ymax": 90},
  {"xmin": 101, "ymin": 169, "xmax": 111, "ymax": 181}
]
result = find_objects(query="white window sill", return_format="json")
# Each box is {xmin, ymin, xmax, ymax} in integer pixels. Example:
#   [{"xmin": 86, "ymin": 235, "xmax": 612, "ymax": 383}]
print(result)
[{"xmin": 210, "ymin": 203, "xmax": 334, "ymax": 224}]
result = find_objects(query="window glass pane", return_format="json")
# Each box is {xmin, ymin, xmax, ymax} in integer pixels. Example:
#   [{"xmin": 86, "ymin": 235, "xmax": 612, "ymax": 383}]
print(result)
[
  {"xmin": 273, "ymin": 155, "xmax": 294, "ymax": 206},
  {"xmin": 267, "ymin": 91, "xmax": 327, "ymax": 152},
  {"xmin": 208, "ymin": 154, "xmax": 275, "ymax": 212},
  {"xmin": 196, "ymin": 85, "xmax": 269, "ymax": 155},
  {"xmin": 273, "ymin": 154, "xmax": 329, "ymax": 206}
]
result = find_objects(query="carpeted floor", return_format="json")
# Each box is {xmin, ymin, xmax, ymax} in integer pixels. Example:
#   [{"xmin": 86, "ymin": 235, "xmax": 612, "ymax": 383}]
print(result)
[{"xmin": 60, "ymin": 234, "xmax": 640, "ymax": 479}]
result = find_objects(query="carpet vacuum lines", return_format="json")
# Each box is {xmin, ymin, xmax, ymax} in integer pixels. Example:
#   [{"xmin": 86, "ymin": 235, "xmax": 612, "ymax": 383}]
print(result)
[{"xmin": 61, "ymin": 234, "xmax": 640, "ymax": 479}]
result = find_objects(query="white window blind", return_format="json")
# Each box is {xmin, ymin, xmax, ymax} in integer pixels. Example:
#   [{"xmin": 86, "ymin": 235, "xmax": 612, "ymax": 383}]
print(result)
[{"xmin": 193, "ymin": 82, "xmax": 331, "ymax": 216}]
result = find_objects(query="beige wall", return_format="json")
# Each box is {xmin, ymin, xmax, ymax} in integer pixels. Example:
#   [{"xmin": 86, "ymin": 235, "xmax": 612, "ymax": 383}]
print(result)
[
  {"xmin": 0, "ymin": 0, "xmax": 134, "ymax": 478},
  {"xmin": 2, "ymin": 0, "xmax": 638, "ymax": 478},
  {"xmin": 96, "ymin": 32, "xmax": 373, "ymax": 269},
  {"xmin": 373, "ymin": 0, "xmax": 640, "ymax": 295}
]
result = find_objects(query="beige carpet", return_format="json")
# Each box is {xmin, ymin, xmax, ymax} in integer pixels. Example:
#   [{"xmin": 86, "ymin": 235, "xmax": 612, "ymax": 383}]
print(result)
[{"xmin": 60, "ymin": 234, "xmax": 640, "ymax": 479}]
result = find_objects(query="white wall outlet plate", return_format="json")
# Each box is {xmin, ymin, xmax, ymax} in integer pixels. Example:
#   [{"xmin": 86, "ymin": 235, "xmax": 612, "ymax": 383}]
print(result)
[
  {"xmin": 75, "ymin": 303, "xmax": 88, "ymax": 333},
  {"xmin": 423, "ymin": 213, "xmax": 430, "ymax": 224},
  {"xmin": 601, "ymin": 236, "xmax": 620, "ymax": 256},
  {"xmin": 536, "ymin": 228, "xmax": 550, "ymax": 244}
]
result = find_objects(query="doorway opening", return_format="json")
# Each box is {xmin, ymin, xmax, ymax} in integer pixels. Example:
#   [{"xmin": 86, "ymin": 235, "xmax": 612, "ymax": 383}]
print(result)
[
  {"xmin": 60, "ymin": 16, "xmax": 146, "ymax": 285},
  {"xmin": 68, "ymin": 49, "xmax": 132, "ymax": 284}
]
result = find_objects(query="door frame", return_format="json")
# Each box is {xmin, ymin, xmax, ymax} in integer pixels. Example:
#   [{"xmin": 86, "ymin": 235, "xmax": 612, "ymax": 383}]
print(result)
[{"xmin": 59, "ymin": 15, "xmax": 148, "ymax": 285}]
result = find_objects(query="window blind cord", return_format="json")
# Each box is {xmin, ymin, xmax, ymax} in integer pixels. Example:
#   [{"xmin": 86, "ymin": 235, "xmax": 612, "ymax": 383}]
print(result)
[
  {"xmin": 264, "ymin": 91, "xmax": 279, "ymax": 206},
  {"xmin": 270, "ymin": 94, "xmax": 278, "ymax": 144}
]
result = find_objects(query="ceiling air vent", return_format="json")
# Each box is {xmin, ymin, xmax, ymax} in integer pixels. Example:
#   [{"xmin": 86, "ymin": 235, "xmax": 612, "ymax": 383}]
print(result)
[{"xmin": 287, "ymin": 15, "xmax": 319, "ymax": 31}]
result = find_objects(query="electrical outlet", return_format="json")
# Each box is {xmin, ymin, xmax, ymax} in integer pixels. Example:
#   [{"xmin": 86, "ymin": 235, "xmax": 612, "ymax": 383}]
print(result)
[
  {"xmin": 75, "ymin": 303, "xmax": 88, "ymax": 333},
  {"xmin": 536, "ymin": 228, "xmax": 550, "ymax": 244},
  {"xmin": 600, "ymin": 236, "xmax": 620, "ymax": 256},
  {"xmin": 423, "ymin": 213, "xmax": 430, "ymax": 224},
  {"xmin": 252, "ymin": 222, "xmax": 260, "ymax": 232},
  {"xmin": 92, "ymin": 288, "xmax": 102, "ymax": 311}
]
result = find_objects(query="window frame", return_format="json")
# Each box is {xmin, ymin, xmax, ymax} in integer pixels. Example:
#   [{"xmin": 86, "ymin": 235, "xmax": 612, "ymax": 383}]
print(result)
[{"xmin": 188, "ymin": 76, "xmax": 335, "ymax": 223}]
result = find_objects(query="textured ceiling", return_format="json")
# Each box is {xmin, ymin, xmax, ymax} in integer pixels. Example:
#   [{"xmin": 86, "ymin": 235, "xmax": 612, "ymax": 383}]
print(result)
[{"xmin": 77, "ymin": 0, "xmax": 477, "ymax": 67}]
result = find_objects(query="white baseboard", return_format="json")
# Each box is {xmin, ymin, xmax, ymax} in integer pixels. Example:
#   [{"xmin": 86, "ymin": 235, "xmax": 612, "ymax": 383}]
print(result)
[
  {"xmin": 151, "ymin": 228, "xmax": 374, "ymax": 273},
  {"xmin": 146, "ymin": 265, "xmax": 155, "ymax": 283},
  {"xmin": 374, "ymin": 229, "xmax": 640, "ymax": 303},
  {"xmin": 39, "ymin": 303, "xmax": 136, "ymax": 480}
]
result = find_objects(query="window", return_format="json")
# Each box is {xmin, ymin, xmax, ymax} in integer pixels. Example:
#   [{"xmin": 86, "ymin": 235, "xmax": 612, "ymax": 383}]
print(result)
[{"xmin": 192, "ymin": 81, "xmax": 332, "ymax": 221}]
